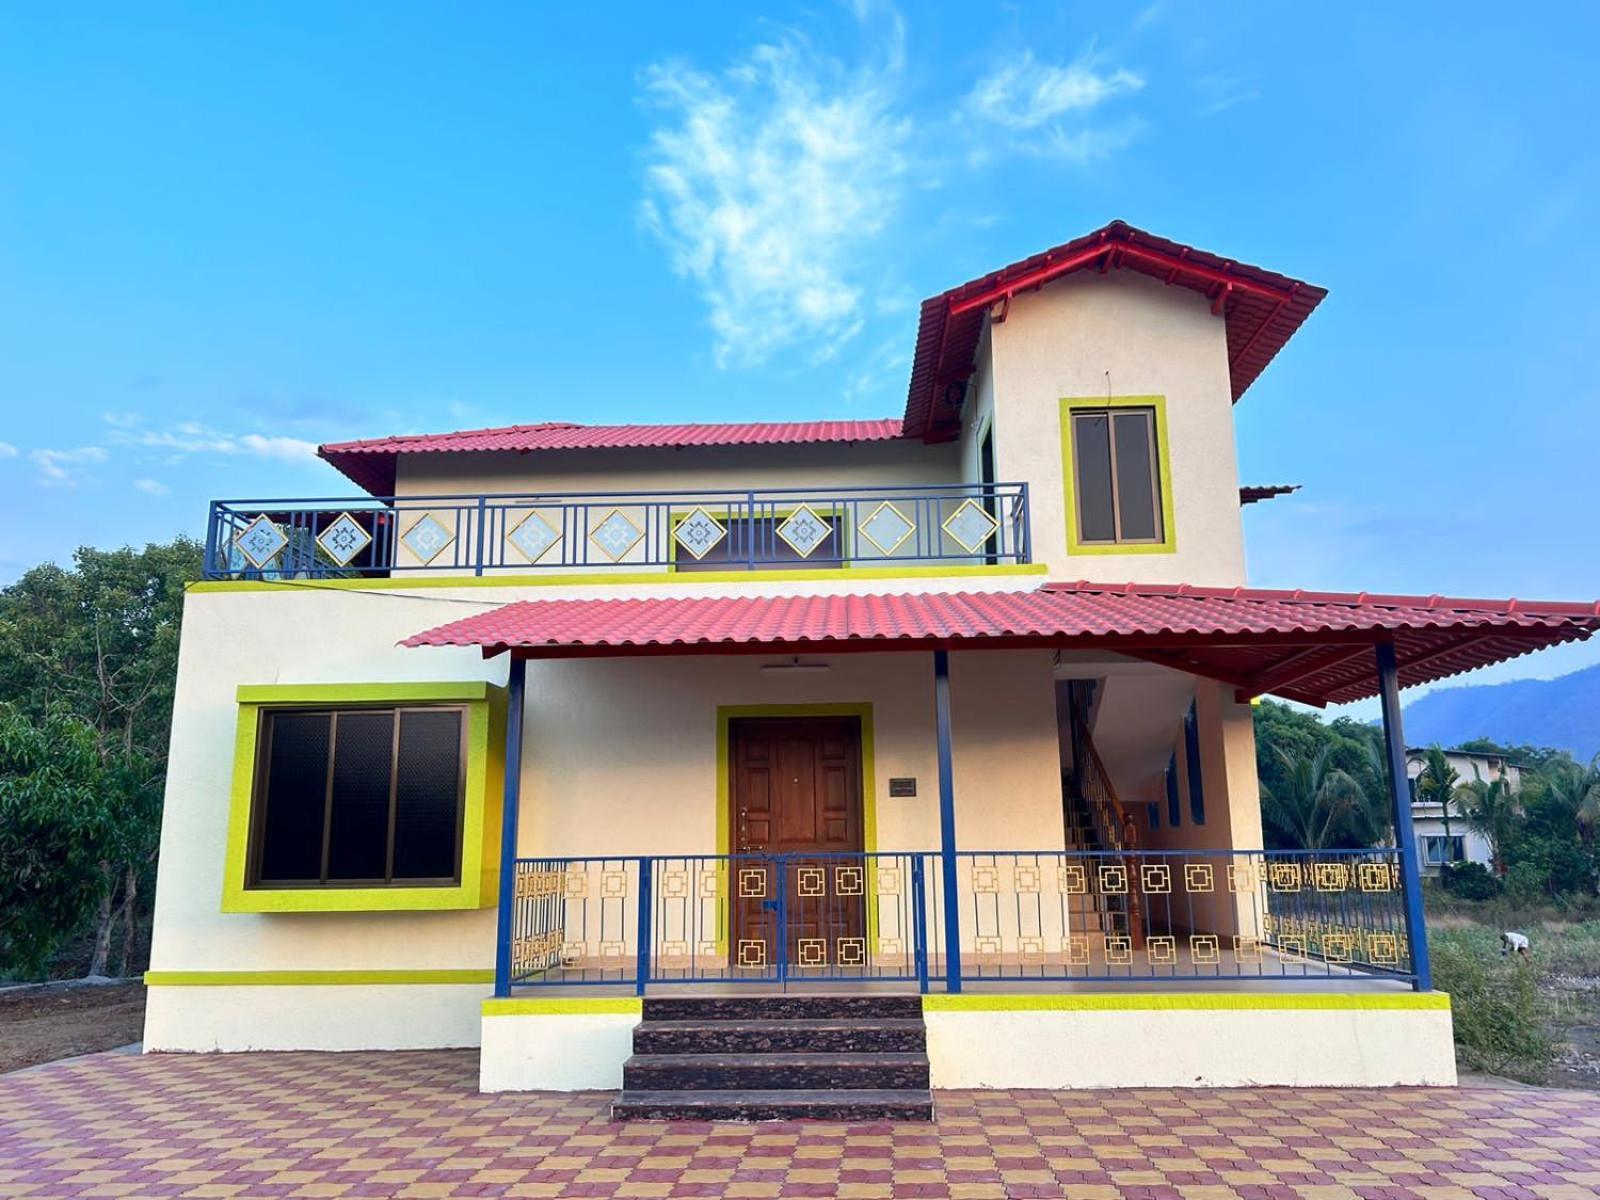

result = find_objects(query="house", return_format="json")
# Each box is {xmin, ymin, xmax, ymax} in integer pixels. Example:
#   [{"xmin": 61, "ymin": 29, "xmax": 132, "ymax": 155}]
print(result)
[
  {"xmin": 143, "ymin": 220, "xmax": 1600, "ymax": 1114},
  {"xmin": 1406, "ymin": 747, "xmax": 1524, "ymax": 874}
]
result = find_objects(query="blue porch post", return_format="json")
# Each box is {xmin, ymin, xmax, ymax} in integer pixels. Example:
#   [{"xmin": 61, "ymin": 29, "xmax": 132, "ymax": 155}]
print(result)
[
  {"xmin": 493, "ymin": 655, "xmax": 527, "ymax": 998},
  {"xmin": 1375, "ymin": 640, "xmax": 1432, "ymax": 992},
  {"xmin": 933, "ymin": 649, "xmax": 962, "ymax": 992}
]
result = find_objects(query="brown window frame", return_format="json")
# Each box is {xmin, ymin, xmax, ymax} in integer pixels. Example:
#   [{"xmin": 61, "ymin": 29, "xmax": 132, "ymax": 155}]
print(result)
[
  {"xmin": 246, "ymin": 704, "xmax": 469, "ymax": 890},
  {"xmin": 1070, "ymin": 406, "xmax": 1165, "ymax": 546}
]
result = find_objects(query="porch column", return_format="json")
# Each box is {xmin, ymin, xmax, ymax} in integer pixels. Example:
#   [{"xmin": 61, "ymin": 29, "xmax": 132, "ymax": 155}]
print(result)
[
  {"xmin": 1375, "ymin": 640, "xmax": 1433, "ymax": 992},
  {"xmin": 933, "ymin": 649, "xmax": 962, "ymax": 992},
  {"xmin": 492, "ymin": 655, "xmax": 527, "ymax": 998}
]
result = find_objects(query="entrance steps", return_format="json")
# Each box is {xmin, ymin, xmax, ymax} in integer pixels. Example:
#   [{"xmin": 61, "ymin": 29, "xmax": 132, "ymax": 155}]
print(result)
[{"xmin": 612, "ymin": 994, "xmax": 933, "ymax": 1121}]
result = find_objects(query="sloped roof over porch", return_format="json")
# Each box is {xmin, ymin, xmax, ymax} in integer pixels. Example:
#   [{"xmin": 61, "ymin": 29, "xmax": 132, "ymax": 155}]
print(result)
[{"xmin": 400, "ymin": 583, "xmax": 1600, "ymax": 707}]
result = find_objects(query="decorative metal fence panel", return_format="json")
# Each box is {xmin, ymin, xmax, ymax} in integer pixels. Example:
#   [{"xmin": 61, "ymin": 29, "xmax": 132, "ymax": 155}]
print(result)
[
  {"xmin": 204, "ymin": 482, "xmax": 1032, "ymax": 579},
  {"xmin": 505, "ymin": 847, "xmax": 1413, "ymax": 992},
  {"xmin": 955, "ymin": 848, "xmax": 1411, "ymax": 983}
]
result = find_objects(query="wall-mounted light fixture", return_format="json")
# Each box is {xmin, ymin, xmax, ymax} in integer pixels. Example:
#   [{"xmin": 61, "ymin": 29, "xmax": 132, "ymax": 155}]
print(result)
[{"xmin": 759, "ymin": 656, "xmax": 831, "ymax": 675}]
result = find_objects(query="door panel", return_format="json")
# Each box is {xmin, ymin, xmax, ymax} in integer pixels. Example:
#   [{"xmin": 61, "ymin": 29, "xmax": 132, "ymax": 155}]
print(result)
[{"xmin": 730, "ymin": 716, "xmax": 865, "ymax": 974}]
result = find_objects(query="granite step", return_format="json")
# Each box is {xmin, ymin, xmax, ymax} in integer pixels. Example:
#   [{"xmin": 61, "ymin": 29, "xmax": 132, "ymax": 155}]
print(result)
[
  {"xmin": 622, "ymin": 1051, "xmax": 930, "ymax": 1091},
  {"xmin": 632, "ymin": 1017, "xmax": 926, "ymax": 1056},
  {"xmin": 642, "ymin": 994, "xmax": 921, "ymax": 1023},
  {"xmin": 611, "ymin": 1088, "xmax": 934, "ymax": 1122}
]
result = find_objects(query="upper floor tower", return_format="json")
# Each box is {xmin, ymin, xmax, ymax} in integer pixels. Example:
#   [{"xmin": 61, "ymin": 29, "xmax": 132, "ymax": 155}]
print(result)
[{"xmin": 205, "ymin": 222, "xmax": 1324, "ymax": 590}]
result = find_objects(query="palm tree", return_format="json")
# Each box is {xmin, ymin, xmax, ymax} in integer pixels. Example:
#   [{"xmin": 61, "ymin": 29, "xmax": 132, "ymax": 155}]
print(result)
[
  {"xmin": 1455, "ymin": 766, "xmax": 1517, "ymax": 874},
  {"xmin": 1414, "ymin": 747, "xmax": 1461, "ymax": 863},
  {"xmin": 1542, "ymin": 753, "xmax": 1600, "ymax": 847},
  {"xmin": 1265, "ymin": 746, "xmax": 1369, "ymax": 850}
]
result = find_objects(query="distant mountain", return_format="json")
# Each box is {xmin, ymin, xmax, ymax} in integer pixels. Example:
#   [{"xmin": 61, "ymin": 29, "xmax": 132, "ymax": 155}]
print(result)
[{"xmin": 1403, "ymin": 663, "xmax": 1600, "ymax": 760}]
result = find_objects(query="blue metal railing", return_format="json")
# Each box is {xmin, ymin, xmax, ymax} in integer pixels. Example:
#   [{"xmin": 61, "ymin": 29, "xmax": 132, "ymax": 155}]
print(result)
[
  {"xmin": 503, "ymin": 847, "xmax": 1414, "ymax": 994},
  {"xmin": 202, "ymin": 482, "xmax": 1032, "ymax": 579}
]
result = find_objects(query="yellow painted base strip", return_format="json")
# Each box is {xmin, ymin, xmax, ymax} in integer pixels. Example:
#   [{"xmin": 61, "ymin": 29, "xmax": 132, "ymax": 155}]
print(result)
[
  {"xmin": 144, "ymin": 969, "xmax": 494, "ymax": 987},
  {"xmin": 188, "ymin": 562, "xmax": 1047, "ymax": 595},
  {"xmin": 923, "ymin": 991, "xmax": 1451, "ymax": 1013},
  {"xmin": 482, "ymin": 997, "xmax": 643, "ymax": 1016}
]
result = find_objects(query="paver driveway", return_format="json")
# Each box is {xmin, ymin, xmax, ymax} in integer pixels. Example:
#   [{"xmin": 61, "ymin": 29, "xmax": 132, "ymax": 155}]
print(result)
[{"xmin": 2, "ymin": 1050, "xmax": 1599, "ymax": 1199}]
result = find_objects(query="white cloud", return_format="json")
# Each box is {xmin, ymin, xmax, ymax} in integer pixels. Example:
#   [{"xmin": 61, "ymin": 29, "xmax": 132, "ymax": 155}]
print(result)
[
  {"xmin": 106, "ymin": 418, "xmax": 320, "ymax": 465},
  {"xmin": 1196, "ymin": 73, "xmax": 1259, "ymax": 116},
  {"xmin": 638, "ymin": 14, "xmax": 911, "ymax": 368},
  {"xmin": 0, "ymin": 441, "xmax": 18, "ymax": 459},
  {"xmin": 132, "ymin": 478, "xmax": 171, "ymax": 495},
  {"xmin": 31, "ymin": 446, "xmax": 108, "ymax": 487},
  {"xmin": 960, "ymin": 48, "xmax": 1139, "ymax": 162}
]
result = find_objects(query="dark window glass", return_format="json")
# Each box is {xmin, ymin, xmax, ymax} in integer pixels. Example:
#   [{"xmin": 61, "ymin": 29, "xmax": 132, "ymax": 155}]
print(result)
[
  {"xmin": 251, "ymin": 705, "xmax": 464, "ymax": 888},
  {"xmin": 258, "ymin": 712, "xmax": 331, "ymax": 883},
  {"xmin": 1146, "ymin": 801, "xmax": 1160, "ymax": 831},
  {"xmin": 1184, "ymin": 702, "xmax": 1205, "ymax": 825},
  {"xmin": 1071, "ymin": 406, "xmax": 1164, "ymax": 544},
  {"xmin": 1072, "ymin": 414, "xmax": 1116, "ymax": 542},
  {"xmin": 393, "ymin": 709, "xmax": 464, "ymax": 880},
  {"xmin": 326, "ymin": 711, "xmax": 395, "ymax": 881},
  {"xmin": 1112, "ymin": 411, "xmax": 1159, "ymax": 540},
  {"xmin": 674, "ymin": 515, "xmax": 844, "ymax": 572},
  {"xmin": 1165, "ymin": 753, "xmax": 1181, "ymax": 827}
]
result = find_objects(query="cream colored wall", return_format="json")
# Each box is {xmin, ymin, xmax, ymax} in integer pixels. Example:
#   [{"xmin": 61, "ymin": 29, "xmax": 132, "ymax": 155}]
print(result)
[
  {"xmin": 985, "ymin": 270, "xmax": 1247, "ymax": 584},
  {"xmin": 394, "ymin": 440, "xmax": 960, "ymax": 497},
  {"xmin": 147, "ymin": 583, "xmax": 1064, "ymax": 1047},
  {"xmin": 518, "ymin": 648, "xmax": 1061, "ymax": 858}
]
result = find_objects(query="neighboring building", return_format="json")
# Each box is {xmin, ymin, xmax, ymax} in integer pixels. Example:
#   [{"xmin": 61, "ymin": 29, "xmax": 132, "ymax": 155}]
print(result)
[
  {"xmin": 144, "ymin": 221, "xmax": 1600, "ymax": 1110},
  {"xmin": 1406, "ymin": 747, "xmax": 1524, "ymax": 874}
]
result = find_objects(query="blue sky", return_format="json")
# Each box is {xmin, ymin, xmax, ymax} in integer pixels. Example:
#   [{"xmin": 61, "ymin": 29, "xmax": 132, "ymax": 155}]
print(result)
[{"xmin": 2, "ymin": 3, "xmax": 1598, "ymax": 706}]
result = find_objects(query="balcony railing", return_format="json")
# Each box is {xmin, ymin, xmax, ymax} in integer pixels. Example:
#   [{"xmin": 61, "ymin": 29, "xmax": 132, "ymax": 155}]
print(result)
[
  {"xmin": 503, "ymin": 847, "xmax": 1415, "ymax": 993},
  {"xmin": 203, "ymin": 482, "xmax": 1031, "ymax": 580}
]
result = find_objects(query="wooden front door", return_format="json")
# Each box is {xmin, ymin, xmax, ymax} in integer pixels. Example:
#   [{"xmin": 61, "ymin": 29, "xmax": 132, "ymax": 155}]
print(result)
[{"xmin": 729, "ymin": 716, "xmax": 865, "ymax": 974}]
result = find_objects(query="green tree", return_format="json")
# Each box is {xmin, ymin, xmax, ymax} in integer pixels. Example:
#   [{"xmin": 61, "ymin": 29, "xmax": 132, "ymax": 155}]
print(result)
[
  {"xmin": 0, "ymin": 537, "xmax": 201, "ymax": 977},
  {"xmin": 1415, "ymin": 747, "xmax": 1461, "ymax": 861},
  {"xmin": 1254, "ymin": 700, "xmax": 1389, "ymax": 848},
  {"xmin": 1538, "ymin": 753, "xmax": 1600, "ymax": 847},
  {"xmin": 1263, "ymin": 745, "xmax": 1370, "ymax": 850},
  {"xmin": 0, "ymin": 708, "xmax": 122, "ymax": 977},
  {"xmin": 1455, "ymin": 767, "xmax": 1518, "ymax": 875}
]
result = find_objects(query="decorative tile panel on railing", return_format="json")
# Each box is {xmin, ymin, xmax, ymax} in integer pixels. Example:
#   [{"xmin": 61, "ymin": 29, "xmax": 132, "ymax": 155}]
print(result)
[{"xmin": 203, "ymin": 483, "xmax": 1031, "ymax": 579}]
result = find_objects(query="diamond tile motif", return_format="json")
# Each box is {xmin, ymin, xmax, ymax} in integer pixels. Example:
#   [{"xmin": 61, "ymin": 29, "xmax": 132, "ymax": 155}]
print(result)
[
  {"xmin": 858, "ymin": 501, "xmax": 915, "ymax": 555},
  {"xmin": 672, "ymin": 506, "xmax": 727, "ymax": 560},
  {"xmin": 315, "ymin": 512, "xmax": 371, "ymax": 567},
  {"xmin": 589, "ymin": 508, "xmax": 644, "ymax": 561},
  {"xmin": 942, "ymin": 497, "xmax": 1000, "ymax": 553},
  {"xmin": 775, "ymin": 504, "xmax": 832, "ymax": 558},
  {"xmin": 506, "ymin": 510, "xmax": 562, "ymax": 563},
  {"xmin": 400, "ymin": 513, "xmax": 454, "ymax": 564},
  {"xmin": 233, "ymin": 514, "xmax": 288, "ymax": 569}
]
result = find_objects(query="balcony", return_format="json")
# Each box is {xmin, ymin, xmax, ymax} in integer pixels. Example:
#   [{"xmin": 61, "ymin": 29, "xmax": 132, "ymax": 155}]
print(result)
[{"xmin": 204, "ymin": 482, "xmax": 1032, "ymax": 580}]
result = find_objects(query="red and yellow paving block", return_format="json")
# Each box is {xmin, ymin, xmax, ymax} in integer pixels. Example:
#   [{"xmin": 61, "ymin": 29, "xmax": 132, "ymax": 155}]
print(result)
[{"xmin": 1, "ymin": 1050, "xmax": 1598, "ymax": 1198}]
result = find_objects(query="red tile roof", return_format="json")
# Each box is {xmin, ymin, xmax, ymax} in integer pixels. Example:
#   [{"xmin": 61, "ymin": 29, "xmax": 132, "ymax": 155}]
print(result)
[
  {"xmin": 319, "ymin": 419, "xmax": 907, "ymax": 495},
  {"xmin": 904, "ymin": 220, "xmax": 1326, "ymax": 442},
  {"xmin": 401, "ymin": 583, "xmax": 1600, "ymax": 706}
]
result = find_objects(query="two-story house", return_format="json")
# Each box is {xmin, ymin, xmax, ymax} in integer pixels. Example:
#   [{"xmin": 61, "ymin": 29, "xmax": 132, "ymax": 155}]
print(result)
[
  {"xmin": 1407, "ymin": 747, "xmax": 1524, "ymax": 874},
  {"xmin": 143, "ymin": 221, "xmax": 1600, "ymax": 1117}
]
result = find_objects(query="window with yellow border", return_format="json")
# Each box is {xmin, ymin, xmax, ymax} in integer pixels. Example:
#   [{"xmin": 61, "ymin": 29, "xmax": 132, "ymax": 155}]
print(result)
[
  {"xmin": 221, "ymin": 682, "xmax": 505, "ymax": 913},
  {"xmin": 1059, "ymin": 395, "xmax": 1177, "ymax": 555}
]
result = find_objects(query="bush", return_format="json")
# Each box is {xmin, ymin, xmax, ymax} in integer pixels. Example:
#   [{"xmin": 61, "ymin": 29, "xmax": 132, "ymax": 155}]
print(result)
[
  {"xmin": 1441, "ymin": 861, "xmax": 1502, "ymax": 901},
  {"xmin": 1430, "ymin": 930, "xmax": 1559, "ymax": 1082}
]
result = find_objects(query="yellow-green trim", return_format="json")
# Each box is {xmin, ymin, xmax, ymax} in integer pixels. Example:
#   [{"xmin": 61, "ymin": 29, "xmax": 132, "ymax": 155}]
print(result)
[
  {"xmin": 236, "ymin": 682, "xmax": 491, "ymax": 705},
  {"xmin": 145, "ymin": 969, "xmax": 494, "ymax": 986},
  {"xmin": 922, "ymin": 991, "xmax": 1451, "ymax": 1012},
  {"xmin": 482, "ymin": 997, "xmax": 644, "ymax": 1016},
  {"xmin": 1060, "ymin": 395, "xmax": 1177, "ymax": 556},
  {"xmin": 221, "ymin": 682, "xmax": 506, "ymax": 914},
  {"xmin": 187, "ymin": 562, "xmax": 1046, "ymax": 594}
]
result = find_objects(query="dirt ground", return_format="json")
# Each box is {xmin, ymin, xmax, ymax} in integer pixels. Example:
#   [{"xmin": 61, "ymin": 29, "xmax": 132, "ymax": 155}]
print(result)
[{"xmin": 0, "ymin": 981, "xmax": 146, "ymax": 1074}]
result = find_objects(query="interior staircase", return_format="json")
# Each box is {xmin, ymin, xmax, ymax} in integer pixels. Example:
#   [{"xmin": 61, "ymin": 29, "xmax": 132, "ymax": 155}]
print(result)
[{"xmin": 612, "ymin": 994, "xmax": 934, "ymax": 1121}]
